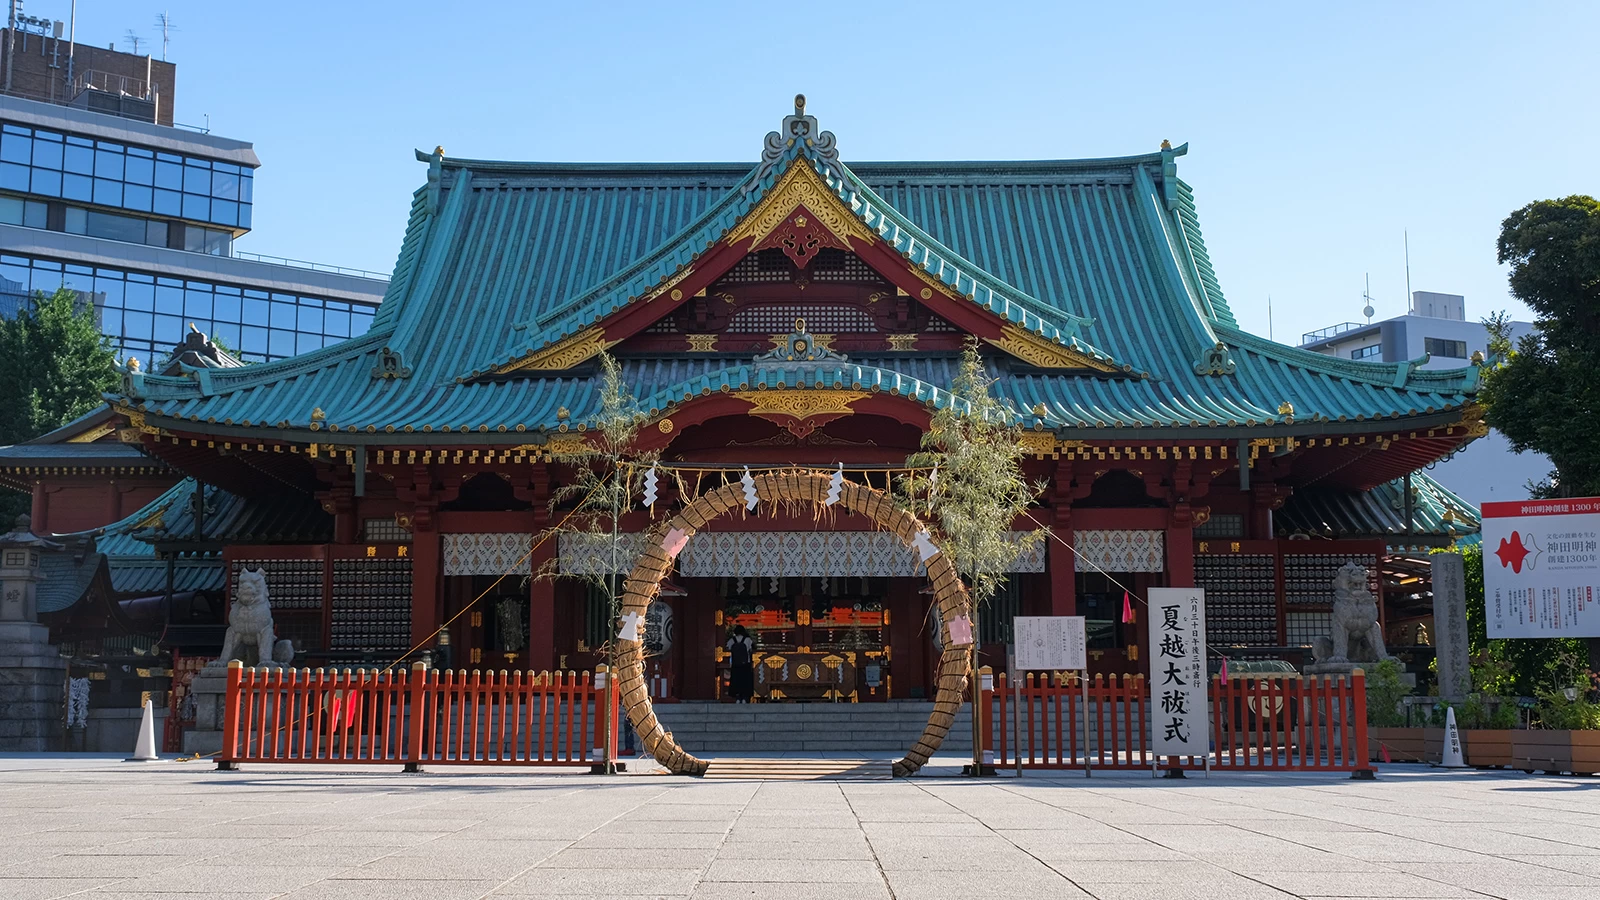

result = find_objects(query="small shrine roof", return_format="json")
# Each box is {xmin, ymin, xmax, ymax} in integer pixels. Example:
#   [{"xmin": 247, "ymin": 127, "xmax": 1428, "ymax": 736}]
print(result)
[{"xmin": 1276, "ymin": 471, "xmax": 1480, "ymax": 547}]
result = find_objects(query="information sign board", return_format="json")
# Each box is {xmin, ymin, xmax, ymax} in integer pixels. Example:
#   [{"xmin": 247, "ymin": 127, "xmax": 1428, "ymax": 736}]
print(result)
[
  {"xmin": 1147, "ymin": 587, "xmax": 1208, "ymax": 758},
  {"xmin": 1482, "ymin": 499, "xmax": 1600, "ymax": 638},
  {"xmin": 1014, "ymin": 616, "xmax": 1087, "ymax": 671}
]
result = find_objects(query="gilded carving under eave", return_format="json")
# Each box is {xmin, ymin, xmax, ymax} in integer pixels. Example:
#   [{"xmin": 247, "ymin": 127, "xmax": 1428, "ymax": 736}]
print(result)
[
  {"xmin": 1457, "ymin": 402, "xmax": 1489, "ymax": 438},
  {"xmin": 493, "ymin": 328, "xmax": 619, "ymax": 374},
  {"xmin": 988, "ymin": 325, "xmax": 1119, "ymax": 373},
  {"xmin": 726, "ymin": 159, "xmax": 875, "ymax": 252},
  {"xmin": 733, "ymin": 389, "xmax": 869, "ymax": 420},
  {"xmin": 686, "ymin": 334, "xmax": 718, "ymax": 352}
]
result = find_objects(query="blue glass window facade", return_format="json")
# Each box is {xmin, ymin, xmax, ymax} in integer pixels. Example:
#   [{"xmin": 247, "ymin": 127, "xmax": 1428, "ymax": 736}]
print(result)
[
  {"xmin": 0, "ymin": 123, "xmax": 254, "ymax": 229},
  {"xmin": 1, "ymin": 254, "xmax": 375, "ymax": 367}
]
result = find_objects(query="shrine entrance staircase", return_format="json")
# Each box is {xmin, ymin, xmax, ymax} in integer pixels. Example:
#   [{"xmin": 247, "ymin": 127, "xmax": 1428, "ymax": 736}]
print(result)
[{"xmin": 650, "ymin": 701, "xmax": 973, "ymax": 755}]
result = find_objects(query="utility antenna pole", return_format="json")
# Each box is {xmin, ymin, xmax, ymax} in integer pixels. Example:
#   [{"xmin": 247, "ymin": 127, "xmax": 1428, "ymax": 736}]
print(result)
[
  {"xmin": 1362, "ymin": 274, "xmax": 1375, "ymax": 323},
  {"xmin": 124, "ymin": 30, "xmax": 142, "ymax": 56},
  {"xmin": 1404, "ymin": 230, "xmax": 1413, "ymax": 313},
  {"xmin": 6, "ymin": 0, "xmax": 18, "ymax": 94},
  {"xmin": 153, "ymin": 11, "xmax": 175, "ymax": 61}
]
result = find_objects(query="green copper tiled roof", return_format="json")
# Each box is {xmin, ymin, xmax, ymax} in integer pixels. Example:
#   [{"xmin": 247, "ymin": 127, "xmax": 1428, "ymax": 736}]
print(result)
[
  {"xmin": 1277, "ymin": 471, "xmax": 1480, "ymax": 547},
  {"xmin": 111, "ymin": 117, "xmax": 1483, "ymax": 439}
]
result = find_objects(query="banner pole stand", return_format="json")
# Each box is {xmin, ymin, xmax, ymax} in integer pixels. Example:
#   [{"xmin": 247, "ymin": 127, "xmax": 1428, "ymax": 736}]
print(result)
[
  {"xmin": 1081, "ymin": 670, "xmax": 1091, "ymax": 778},
  {"xmin": 1013, "ymin": 671, "xmax": 1022, "ymax": 779}
]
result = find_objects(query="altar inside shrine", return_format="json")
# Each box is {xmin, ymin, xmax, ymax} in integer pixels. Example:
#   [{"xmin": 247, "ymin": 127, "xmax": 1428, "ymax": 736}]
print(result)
[{"xmin": 713, "ymin": 575, "xmax": 890, "ymax": 701}]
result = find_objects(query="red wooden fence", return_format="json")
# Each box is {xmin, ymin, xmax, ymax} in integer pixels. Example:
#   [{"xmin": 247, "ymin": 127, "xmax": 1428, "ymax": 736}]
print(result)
[
  {"xmin": 991, "ymin": 672, "xmax": 1370, "ymax": 773},
  {"xmin": 221, "ymin": 661, "xmax": 616, "ymax": 768}
]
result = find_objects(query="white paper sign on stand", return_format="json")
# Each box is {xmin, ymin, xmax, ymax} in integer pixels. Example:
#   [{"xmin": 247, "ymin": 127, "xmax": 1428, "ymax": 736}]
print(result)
[
  {"xmin": 1482, "ymin": 498, "xmax": 1600, "ymax": 638},
  {"xmin": 1010, "ymin": 616, "xmax": 1090, "ymax": 778},
  {"xmin": 1014, "ymin": 616, "xmax": 1087, "ymax": 671},
  {"xmin": 1147, "ymin": 588, "xmax": 1208, "ymax": 762}
]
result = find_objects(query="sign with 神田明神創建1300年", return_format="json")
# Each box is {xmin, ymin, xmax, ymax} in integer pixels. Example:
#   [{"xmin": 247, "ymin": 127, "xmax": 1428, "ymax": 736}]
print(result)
[
  {"xmin": 1147, "ymin": 587, "xmax": 1207, "ymax": 758},
  {"xmin": 1482, "ymin": 498, "xmax": 1600, "ymax": 638}
]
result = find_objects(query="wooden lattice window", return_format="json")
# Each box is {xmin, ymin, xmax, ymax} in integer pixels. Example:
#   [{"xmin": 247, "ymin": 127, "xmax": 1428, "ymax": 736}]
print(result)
[
  {"xmin": 727, "ymin": 304, "xmax": 876, "ymax": 333},
  {"xmin": 722, "ymin": 249, "xmax": 792, "ymax": 283},
  {"xmin": 811, "ymin": 249, "xmax": 882, "ymax": 282}
]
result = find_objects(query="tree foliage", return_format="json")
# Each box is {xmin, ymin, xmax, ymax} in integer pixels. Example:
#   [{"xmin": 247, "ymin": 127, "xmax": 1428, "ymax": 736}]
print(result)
[
  {"xmin": 0, "ymin": 286, "xmax": 119, "ymax": 446},
  {"xmin": 0, "ymin": 287, "xmax": 119, "ymax": 522},
  {"xmin": 1480, "ymin": 195, "xmax": 1600, "ymax": 497},
  {"xmin": 904, "ymin": 341, "xmax": 1045, "ymax": 609}
]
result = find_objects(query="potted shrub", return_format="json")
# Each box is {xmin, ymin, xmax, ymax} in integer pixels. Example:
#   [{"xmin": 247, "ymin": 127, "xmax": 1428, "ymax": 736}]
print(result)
[{"xmin": 1366, "ymin": 660, "xmax": 1425, "ymax": 762}]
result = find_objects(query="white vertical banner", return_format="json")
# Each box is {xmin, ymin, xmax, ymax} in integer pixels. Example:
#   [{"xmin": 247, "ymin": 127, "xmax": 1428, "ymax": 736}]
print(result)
[{"xmin": 1147, "ymin": 587, "xmax": 1208, "ymax": 759}]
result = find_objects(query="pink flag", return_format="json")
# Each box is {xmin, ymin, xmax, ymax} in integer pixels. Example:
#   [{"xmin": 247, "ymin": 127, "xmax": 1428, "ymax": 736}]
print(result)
[
  {"xmin": 662, "ymin": 527, "xmax": 690, "ymax": 559},
  {"xmin": 1121, "ymin": 591, "xmax": 1135, "ymax": 624},
  {"xmin": 1380, "ymin": 743, "xmax": 1391, "ymax": 764},
  {"xmin": 1219, "ymin": 657, "xmax": 1229, "ymax": 682}
]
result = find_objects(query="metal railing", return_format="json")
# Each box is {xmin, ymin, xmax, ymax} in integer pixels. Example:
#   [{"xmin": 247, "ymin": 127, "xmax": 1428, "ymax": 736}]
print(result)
[
  {"xmin": 1300, "ymin": 322, "xmax": 1367, "ymax": 345},
  {"xmin": 232, "ymin": 251, "xmax": 389, "ymax": 282}
]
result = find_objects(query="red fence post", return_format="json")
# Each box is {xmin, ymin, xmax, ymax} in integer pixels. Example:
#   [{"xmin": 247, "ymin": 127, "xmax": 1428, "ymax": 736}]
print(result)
[
  {"xmin": 218, "ymin": 660, "xmax": 244, "ymax": 770},
  {"xmin": 1349, "ymin": 670, "xmax": 1375, "ymax": 778},
  {"xmin": 404, "ymin": 663, "xmax": 425, "ymax": 772}
]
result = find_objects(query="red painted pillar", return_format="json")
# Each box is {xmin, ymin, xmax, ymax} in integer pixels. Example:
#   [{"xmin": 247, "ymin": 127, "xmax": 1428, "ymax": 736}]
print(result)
[
  {"xmin": 1048, "ymin": 504, "xmax": 1076, "ymax": 615},
  {"xmin": 1166, "ymin": 508, "xmax": 1195, "ymax": 588},
  {"xmin": 527, "ymin": 536, "xmax": 556, "ymax": 673},
  {"xmin": 410, "ymin": 527, "xmax": 440, "ymax": 648},
  {"xmin": 31, "ymin": 482, "xmax": 47, "ymax": 532}
]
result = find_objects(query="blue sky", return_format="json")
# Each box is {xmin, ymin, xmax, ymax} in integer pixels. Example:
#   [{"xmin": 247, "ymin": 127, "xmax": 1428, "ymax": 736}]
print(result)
[{"xmin": 59, "ymin": 0, "xmax": 1598, "ymax": 344}]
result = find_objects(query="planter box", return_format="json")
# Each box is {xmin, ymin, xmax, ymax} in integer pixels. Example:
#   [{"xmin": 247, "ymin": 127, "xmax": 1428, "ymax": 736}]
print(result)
[
  {"xmin": 1463, "ymin": 729, "xmax": 1514, "ymax": 768},
  {"xmin": 1369, "ymin": 727, "xmax": 1426, "ymax": 762},
  {"xmin": 1575, "ymin": 731, "xmax": 1600, "ymax": 775},
  {"xmin": 1519, "ymin": 730, "xmax": 1600, "ymax": 775}
]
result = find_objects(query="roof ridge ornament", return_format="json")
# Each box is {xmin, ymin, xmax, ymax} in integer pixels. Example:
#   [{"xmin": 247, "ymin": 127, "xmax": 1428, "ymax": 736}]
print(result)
[
  {"xmin": 1194, "ymin": 341, "xmax": 1236, "ymax": 376},
  {"xmin": 753, "ymin": 318, "xmax": 848, "ymax": 365},
  {"xmin": 745, "ymin": 94, "xmax": 847, "ymax": 195}
]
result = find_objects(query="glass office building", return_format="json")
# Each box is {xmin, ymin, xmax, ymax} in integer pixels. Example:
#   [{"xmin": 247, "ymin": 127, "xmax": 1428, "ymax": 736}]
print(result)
[{"xmin": 0, "ymin": 95, "xmax": 385, "ymax": 365}]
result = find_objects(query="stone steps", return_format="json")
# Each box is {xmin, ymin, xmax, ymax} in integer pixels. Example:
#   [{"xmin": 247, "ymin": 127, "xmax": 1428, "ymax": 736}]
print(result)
[
  {"xmin": 650, "ymin": 701, "xmax": 974, "ymax": 753},
  {"xmin": 704, "ymin": 758, "xmax": 893, "ymax": 780}
]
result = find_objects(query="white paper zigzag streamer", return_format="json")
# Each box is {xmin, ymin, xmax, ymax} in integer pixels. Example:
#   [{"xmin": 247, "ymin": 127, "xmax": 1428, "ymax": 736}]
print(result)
[
  {"xmin": 825, "ymin": 463, "xmax": 843, "ymax": 506},
  {"xmin": 642, "ymin": 465, "xmax": 658, "ymax": 508},
  {"xmin": 741, "ymin": 466, "xmax": 758, "ymax": 511}
]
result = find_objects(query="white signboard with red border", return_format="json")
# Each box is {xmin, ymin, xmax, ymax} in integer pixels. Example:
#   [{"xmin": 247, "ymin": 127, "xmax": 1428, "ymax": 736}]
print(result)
[{"xmin": 1481, "ymin": 498, "xmax": 1600, "ymax": 638}]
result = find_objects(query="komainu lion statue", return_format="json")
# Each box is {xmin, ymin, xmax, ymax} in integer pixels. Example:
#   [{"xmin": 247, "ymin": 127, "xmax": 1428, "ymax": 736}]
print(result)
[
  {"xmin": 1312, "ymin": 562, "xmax": 1392, "ymax": 665},
  {"xmin": 218, "ymin": 568, "xmax": 293, "ymax": 667}
]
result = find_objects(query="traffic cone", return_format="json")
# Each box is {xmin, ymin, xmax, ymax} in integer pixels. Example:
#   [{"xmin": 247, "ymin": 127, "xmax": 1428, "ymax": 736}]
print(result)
[
  {"xmin": 125, "ymin": 697, "xmax": 159, "ymax": 762},
  {"xmin": 1437, "ymin": 706, "xmax": 1466, "ymax": 768}
]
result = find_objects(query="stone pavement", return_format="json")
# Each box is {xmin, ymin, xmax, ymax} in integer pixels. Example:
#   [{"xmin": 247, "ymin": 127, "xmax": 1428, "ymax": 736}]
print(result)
[{"xmin": 2, "ymin": 754, "xmax": 1599, "ymax": 900}]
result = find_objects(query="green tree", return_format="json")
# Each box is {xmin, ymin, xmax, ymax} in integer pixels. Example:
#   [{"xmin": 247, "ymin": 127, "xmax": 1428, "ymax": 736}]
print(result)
[
  {"xmin": 0, "ymin": 286, "xmax": 119, "ymax": 445},
  {"xmin": 1480, "ymin": 195, "xmax": 1600, "ymax": 498},
  {"xmin": 0, "ymin": 286, "xmax": 119, "ymax": 521},
  {"xmin": 904, "ymin": 341, "xmax": 1045, "ymax": 611},
  {"xmin": 904, "ymin": 341, "xmax": 1045, "ymax": 771}
]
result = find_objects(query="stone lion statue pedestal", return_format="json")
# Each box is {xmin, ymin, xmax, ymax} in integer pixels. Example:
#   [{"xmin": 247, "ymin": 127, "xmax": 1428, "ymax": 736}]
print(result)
[
  {"xmin": 185, "ymin": 568, "xmax": 293, "ymax": 755},
  {"xmin": 1304, "ymin": 561, "xmax": 1396, "ymax": 677}
]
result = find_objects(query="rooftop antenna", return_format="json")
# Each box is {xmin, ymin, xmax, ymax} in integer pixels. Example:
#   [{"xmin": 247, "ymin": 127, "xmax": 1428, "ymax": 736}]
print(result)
[
  {"xmin": 153, "ymin": 11, "xmax": 176, "ymax": 61},
  {"xmin": 1362, "ymin": 274, "xmax": 1376, "ymax": 323},
  {"xmin": 1404, "ymin": 230, "xmax": 1413, "ymax": 313},
  {"xmin": 123, "ymin": 30, "xmax": 143, "ymax": 56},
  {"xmin": 1267, "ymin": 295, "xmax": 1274, "ymax": 341}
]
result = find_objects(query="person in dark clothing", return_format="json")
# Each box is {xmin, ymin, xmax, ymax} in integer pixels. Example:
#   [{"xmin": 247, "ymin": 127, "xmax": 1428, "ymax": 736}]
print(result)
[{"xmin": 726, "ymin": 625, "xmax": 755, "ymax": 702}]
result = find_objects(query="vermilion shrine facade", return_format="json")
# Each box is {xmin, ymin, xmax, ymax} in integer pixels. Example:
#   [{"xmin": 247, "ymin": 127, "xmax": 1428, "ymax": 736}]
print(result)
[{"xmin": 99, "ymin": 96, "xmax": 1482, "ymax": 701}]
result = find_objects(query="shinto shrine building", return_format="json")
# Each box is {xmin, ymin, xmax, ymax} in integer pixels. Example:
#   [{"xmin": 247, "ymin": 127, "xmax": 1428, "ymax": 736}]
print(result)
[{"xmin": 83, "ymin": 96, "xmax": 1481, "ymax": 704}]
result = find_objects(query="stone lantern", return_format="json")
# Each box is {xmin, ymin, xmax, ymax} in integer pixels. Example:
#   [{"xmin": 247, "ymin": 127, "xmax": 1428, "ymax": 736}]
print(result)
[{"xmin": 0, "ymin": 515, "xmax": 69, "ymax": 751}]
